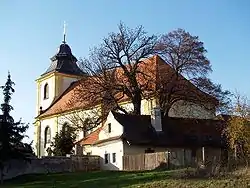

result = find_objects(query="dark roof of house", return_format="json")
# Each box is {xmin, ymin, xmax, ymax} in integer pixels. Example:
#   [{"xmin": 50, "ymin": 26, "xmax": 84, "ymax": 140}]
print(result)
[
  {"xmin": 112, "ymin": 112, "xmax": 157, "ymax": 145},
  {"xmin": 112, "ymin": 112, "xmax": 226, "ymax": 148},
  {"xmin": 159, "ymin": 117, "xmax": 226, "ymax": 147},
  {"xmin": 41, "ymin": 42, "xmax": 85, "ymax": 76}
]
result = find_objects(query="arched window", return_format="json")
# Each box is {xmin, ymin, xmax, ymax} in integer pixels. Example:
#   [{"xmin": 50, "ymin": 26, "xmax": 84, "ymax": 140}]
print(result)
[
  {"xmin": 44, "ymin": 83, "xmax": 49, "ymax": 99},
  {"xmin": 62, "ymin": 122, "xmax": 69, "ymax": 133},
  {"xmin": 44, "ymin": 126, "xmax": 51, "ymax": 148}
]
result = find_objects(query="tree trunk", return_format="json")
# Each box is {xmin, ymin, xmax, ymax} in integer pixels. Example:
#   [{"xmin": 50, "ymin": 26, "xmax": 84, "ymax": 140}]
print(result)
[
  {"xmin": 162, "ymin": 106, "xmax": 171, "ymax": 118},
  {"xmin": 132, "ymin": 93, "xmax": 141, "ymax": 115}
]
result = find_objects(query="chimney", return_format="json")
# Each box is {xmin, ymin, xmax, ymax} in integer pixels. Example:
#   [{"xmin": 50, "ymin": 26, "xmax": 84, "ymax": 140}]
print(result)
[{"xmin": 151, "ymin": 107, "xmax": 162, "ymax": 132}]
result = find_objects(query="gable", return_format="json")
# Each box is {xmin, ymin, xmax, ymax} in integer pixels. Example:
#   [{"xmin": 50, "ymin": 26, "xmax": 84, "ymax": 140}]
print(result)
[{"xmin": 98, "ymin": 112, "xmax": 124, "ymax": 141}]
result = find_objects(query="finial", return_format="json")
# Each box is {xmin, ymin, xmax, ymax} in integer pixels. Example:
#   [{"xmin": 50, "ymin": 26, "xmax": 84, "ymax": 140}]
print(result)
[{"xmin": 63, "ymin": 21, "xmax": 66, "ymax": 43}]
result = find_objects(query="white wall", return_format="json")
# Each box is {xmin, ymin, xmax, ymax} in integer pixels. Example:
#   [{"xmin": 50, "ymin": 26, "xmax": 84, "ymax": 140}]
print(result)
[
  {"xmin": 95, "ymin": 140, "xmax": 124, "ymax": 170},
  {"xmin": 99, "ymin": 112, "xmax": 123, "ymax": 140},
  {"xmin": 39, "ymin": 117, "xmax": 58, "ymax": 156},
  {"xmin": 60, "ymin": 77, "xmax": 78, "ymax": 96},
  {"xmin": 80, "ymin": 140, "xmax": 124, "ymax": 170},
  {"xmin": 37, "ymin": 106, "xmax": 103, "ymax": 157},
  {"xmin": 58, "ymin": 108, "xmax": 102, "ymax": 141},
  {"xmin": 36, "ymin": 74, "xmax": 79, "ymax": 116},
  {"xmin": 120, "ymin": 98, "xmax": 215, "ymax": 119},
  {"xmin": 37, "ymin": 76, "xmax": 56, "ymax": 113},
  {"xmin": 169, "ymin": 100, "xmax": 215, "ymax": 119},
  {"xmin": 119, "ymin": 99, "xmax": 155, "ymax": 115}
]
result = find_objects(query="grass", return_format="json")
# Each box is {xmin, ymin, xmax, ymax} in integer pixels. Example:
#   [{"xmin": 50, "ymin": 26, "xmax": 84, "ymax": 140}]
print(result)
[{"xmin": 2, "ymin": 169, "xmax": 250, "ymax": 188}]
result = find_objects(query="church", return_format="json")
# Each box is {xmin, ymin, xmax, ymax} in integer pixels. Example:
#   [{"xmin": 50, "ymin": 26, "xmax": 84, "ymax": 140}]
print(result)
[{"xmin": 34, "ymin": 33, "xmax": 225, "ymax": 170}]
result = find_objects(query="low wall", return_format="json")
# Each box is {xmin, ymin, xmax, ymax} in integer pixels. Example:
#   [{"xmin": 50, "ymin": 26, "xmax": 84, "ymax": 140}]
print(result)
[{"xmin": 3, "ymin": 155, "xmax": 100, "ymax": 180}]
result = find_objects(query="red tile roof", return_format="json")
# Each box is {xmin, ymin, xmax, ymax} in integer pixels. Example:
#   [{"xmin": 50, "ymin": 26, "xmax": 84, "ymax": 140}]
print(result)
[
  {"xmin": 38, "ymin": 55, "xmax": 217, "ymax": 118},
  {"xmin": 76, "ymin": 128, "xmax": 102, "ymax": 146}
]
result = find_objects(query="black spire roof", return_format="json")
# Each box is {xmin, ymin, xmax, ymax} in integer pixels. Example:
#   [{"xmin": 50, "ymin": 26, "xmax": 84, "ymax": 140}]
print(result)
[{"xmin": 41, "ymin": 42, "xmax": 85, "ymax": 76}]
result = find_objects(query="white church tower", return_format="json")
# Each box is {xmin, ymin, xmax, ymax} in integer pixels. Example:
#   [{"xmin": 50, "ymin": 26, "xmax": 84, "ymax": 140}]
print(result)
[
  {"xmin": 35, "ymin": 24, "xmax": 85, "ymax": 116},
  {"xmin": 34, "ymin": 24, "xmax": 85, "ymax": 157}
]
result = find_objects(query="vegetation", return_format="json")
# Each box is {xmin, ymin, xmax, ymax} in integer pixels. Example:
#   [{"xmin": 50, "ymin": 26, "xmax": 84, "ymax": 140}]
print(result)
[
  {"xmin": 65, "ymin": 23, "xmax": 230, "ymax": 132},
  {"xmin": 3, "ymin": 169, "xmax": 250, "ymax": 188},
  {"xmin": 79, "ymin": 22, "xmax": 158, "ymax": 116},
  {"xmin": 156, "ymin": 29, "xmax": 231, "ymax": 116},
  {"xmin": 49, "ymin": 124, "xmax": 76, "ymax": 156},
  {"xmin": 225, "ymin": 93, "xmax": 250, "ymax": 164},
  {"xmin": 0, "ymin": 72, "xmax": 31, "ymax": 184}
]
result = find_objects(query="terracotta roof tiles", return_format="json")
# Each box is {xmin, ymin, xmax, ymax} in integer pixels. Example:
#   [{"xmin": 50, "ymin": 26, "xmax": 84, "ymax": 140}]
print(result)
[
  {"xmin": 76, "ymin": 128, "xmax": 102, "ymax": 146},
  {"xmin": 38, "ymin": 55, "xmax": 217, "ymax": 118}
]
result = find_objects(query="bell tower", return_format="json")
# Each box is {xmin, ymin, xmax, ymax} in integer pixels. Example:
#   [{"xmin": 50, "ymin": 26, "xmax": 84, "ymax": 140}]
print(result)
[{"xmin": 35, "ymin": 24, "xmax": 85, "ymax": 116}]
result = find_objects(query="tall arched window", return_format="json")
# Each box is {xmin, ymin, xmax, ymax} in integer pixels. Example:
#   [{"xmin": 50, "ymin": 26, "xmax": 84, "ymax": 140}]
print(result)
[
  {"xmin": 62, "ymin": 122, "xmax": 69, "ymax": 132},
  {"xmin": 44, "ymin": 83, "xmax": 49, "ymax": 99},
  {"xmin": 44, "ymin": 126, "xmax": 51, "ymax": 148}
]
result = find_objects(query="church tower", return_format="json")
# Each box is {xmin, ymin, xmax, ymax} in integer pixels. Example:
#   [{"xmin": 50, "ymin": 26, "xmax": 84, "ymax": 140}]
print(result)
[{"xmin": 35, "ymin": 26, "xmax": 85, "ymax": 116}]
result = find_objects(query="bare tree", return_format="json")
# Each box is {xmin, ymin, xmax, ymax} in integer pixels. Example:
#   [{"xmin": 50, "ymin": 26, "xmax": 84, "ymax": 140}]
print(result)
[
  {"xmin": 64, "ymin": 27, "xmax": 230, "ymax": 133},
  {"xmin": 78, "ymin": 22, "xmax": 158, "ymax": 115},
  {"xmin": 156, "ymin": 29, "xmax": 231, "ymax": 117},
  {"xmin": 59, "ymin": 107, "xmax": 103, "ymax": 138}
]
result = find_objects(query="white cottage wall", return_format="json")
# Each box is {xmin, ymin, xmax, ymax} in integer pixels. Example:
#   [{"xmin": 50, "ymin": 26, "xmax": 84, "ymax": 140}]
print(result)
[
  {"xmin": 99, "ymin": 113, "xmax": 124, "ymax": 140},
  {"xmin": 96, "ymin": 140, "xmax": 124, "ymax": 170}
]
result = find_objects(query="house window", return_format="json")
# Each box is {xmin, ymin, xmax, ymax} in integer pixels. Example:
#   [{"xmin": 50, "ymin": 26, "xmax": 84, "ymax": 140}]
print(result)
[
  {"xmin": 104, "ymin": 153, "xmax": 110, "ymax": 164},
  {"xmin": 44, "ymin": 83, "xmax": 49, "ymax": 99},
  {"xmin": 108, "ymin": 123, "xmax": 111, "ymax": 133},
  {"xmin": 44, "ymin": 126, "xmax": 51, "ymax": 148},
  {"xmin": 112, "ymin": 153, "xmax": 116, "ymax": 163},
  {"xmin": 87, "ymin": 152, "xmax": 91, "ymax": 156}
]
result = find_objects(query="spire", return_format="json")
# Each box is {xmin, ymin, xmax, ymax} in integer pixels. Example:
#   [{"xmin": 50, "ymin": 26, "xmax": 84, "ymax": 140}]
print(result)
[{"xmin": 63, "ymin": 21, "xmax": 66, "ymax": 44}]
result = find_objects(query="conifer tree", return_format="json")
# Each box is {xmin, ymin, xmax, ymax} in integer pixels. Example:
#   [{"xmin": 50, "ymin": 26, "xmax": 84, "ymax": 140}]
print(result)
[
  {"xmin": 0, "ymin": 72, "xmax": 30, "ymax": 183},
  {"xmin": 50, "ymin": 125, "xmax": 76, "ymax": 156}
]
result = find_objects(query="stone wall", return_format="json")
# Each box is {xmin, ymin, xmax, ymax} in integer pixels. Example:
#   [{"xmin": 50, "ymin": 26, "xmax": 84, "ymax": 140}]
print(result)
[{"xmin": 3, "ymin": 155, "xmax": 100, "ymax": 180}]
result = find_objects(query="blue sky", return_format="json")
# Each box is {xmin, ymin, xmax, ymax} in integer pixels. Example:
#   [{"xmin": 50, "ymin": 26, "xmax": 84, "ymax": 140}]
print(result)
[{"xmin": 0, "ymin": 0, "xmax": 250, "ymax": 142}]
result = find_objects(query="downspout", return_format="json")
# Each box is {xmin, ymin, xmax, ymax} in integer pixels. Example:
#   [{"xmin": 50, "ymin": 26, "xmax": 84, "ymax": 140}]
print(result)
[
  {"xmin": 38, "ymin": 119, "xmax": 41, "ymax": 158},
  {"xmin": 37, "ymin": 107, "xmax": 43, "ymax": 158}
]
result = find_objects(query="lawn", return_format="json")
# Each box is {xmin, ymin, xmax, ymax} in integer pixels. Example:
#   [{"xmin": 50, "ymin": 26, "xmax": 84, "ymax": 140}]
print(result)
[{"xmin": 3, "ymin": 169, "xmax": 250, "ymax": 188}]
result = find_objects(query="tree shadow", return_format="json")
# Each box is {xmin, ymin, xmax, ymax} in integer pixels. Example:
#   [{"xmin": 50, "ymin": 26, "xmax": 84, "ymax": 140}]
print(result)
[
  {"xmin": 5, "ymin": 164, "xmax": 249, "ymax": 188},
  {"xmin": 4, "ymin": 170, "xmax": 184, "ymax": 188}
]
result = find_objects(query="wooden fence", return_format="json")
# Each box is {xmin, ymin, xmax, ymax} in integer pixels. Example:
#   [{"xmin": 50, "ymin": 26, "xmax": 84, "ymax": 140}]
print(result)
[{"xmin": 123, "ymin": 152, "xmax": 168, "ymax": 171}]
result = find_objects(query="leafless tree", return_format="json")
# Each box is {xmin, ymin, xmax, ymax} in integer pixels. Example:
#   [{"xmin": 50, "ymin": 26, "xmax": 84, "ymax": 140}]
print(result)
[
  {"xmin": 78, "ymin": 22, "xmax": 158, "ymax": 115},
  {"xmin": 155, "ymin": 28, "xmax": 231, "ymax": 116},
  {"xmin": 65, "ymin": 27, "xmax": 231, "ymax": 133}
]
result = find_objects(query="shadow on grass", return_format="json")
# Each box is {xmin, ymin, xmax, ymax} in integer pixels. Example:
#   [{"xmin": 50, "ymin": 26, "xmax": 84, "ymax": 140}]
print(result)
[
  {"xmin": 4, "ymin": 168, "xmax": 245, "ymax": 188},
  {"xmin": 4, "ymin": 169, "xmax": 186, "ymax": 188}
]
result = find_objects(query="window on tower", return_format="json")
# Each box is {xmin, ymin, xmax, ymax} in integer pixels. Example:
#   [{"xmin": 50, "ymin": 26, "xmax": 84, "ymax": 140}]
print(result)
[{"xmin": 44, "ymin": 83, "xmax": 49, "ymax": 99}]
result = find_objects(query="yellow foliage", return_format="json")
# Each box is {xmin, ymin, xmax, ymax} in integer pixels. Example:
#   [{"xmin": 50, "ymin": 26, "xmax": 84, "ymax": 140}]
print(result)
[{"xmin": 226, "ymin": 116, "xmax": 250, "ymax": 153}]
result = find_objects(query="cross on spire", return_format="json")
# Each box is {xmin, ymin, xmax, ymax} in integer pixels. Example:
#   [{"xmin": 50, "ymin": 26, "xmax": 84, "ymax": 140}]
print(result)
[{"xmin": 63, "ymin": 21, "xmax": 66, "ymax": 43}]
